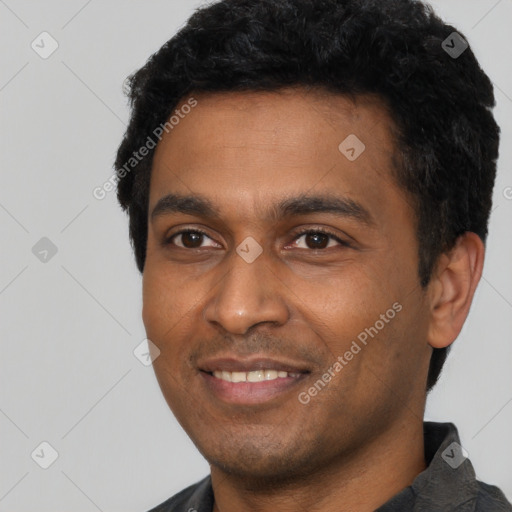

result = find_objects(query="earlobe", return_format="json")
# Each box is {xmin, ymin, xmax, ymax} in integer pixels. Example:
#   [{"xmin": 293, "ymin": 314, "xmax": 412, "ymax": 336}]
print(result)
[{"xmin": 427, "ymin": 232, "xmax": 485, "ymax": 349}]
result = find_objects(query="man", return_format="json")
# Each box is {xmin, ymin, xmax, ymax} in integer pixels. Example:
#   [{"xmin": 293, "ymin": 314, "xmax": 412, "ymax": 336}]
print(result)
[{"xmin": 114, "ymin": 0, "xmax": 511, "ymax": 510}]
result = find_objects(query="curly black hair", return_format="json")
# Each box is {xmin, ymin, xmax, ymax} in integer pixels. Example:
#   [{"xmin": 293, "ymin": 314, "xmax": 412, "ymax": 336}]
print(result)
[{"xmin": 114, "ymin": 0, "xmax": 500, "ymax": 391}]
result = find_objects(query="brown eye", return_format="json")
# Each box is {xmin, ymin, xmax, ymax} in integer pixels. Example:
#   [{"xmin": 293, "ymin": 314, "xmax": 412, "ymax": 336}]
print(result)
[
  {"xmin": 180, "ymin": 232, "xmax": 204, "ymax": 248},
  {"xmin": 304, "ymin": 232, "xmax": 330, "ymax": 249},
  {"xmin": 291, "ymin": 229, "xmax": 346, "ymax": 250},
  {"xmin": 165, "ymin": 229, "xmax": 219, "ymax": 249}
]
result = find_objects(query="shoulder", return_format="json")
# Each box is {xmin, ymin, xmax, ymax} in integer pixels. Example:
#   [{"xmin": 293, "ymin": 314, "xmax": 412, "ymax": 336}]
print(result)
[
  {"xmin": 145, "ymin": 476, "xmax": 213, "ymax": 512},
  {"xmin": 474, "ymin": 480, "xmax": 512, "ymax": 511}
]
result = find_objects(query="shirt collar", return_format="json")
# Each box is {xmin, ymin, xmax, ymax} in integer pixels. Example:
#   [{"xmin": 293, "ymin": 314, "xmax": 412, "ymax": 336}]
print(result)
[{"xmin": 377, "ymin": 421, "xmax": 480, "ymax": 511}]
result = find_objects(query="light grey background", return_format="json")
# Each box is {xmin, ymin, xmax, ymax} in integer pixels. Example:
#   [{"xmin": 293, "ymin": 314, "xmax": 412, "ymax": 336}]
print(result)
[{"xmin": 0, "ymin": 1, "xmax": 511, "ymax": 510}]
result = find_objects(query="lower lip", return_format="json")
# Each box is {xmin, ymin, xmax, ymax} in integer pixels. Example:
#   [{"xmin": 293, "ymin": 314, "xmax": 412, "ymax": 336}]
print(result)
[{"xmin": 200, "ymin": 371, "xmax": 308, "ymax": 404}]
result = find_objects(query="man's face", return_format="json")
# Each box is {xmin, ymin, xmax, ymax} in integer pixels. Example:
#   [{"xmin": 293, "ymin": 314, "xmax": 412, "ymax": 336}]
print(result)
[{"xmin": 143, "ymin": 88, "xmax": 433, "ymax": 481}]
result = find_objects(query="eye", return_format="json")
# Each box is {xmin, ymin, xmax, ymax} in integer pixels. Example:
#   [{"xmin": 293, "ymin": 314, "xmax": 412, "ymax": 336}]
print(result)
[
  {"xmin": 163, "ymin": 227, "xmax": 349, "ymax": 251},
  {"xmin": 289, "ymin": 228, "xmax": 348, "ymax": 250},
  {"xmin": 164, "ymin": 229, "xmax": 220, "ymax": 249}
]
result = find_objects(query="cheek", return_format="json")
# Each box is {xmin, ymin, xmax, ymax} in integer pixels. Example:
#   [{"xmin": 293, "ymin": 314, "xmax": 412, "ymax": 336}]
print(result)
[
  {"xmin": 307, "ymin": 267, "xmax": 397, "ymax": 327},
  {"xmin": 142, "ymin": 263, "xmax": 188, "ymax": 343},
  {"xmin": 301, "ymin": 262, "xmax": 421, "ymax": 380},
  {"xmin": 142, "ymin": 268, "xmax": 197, "ymax": 404},
  {"xmin": 142, "ymin": 270, "xmax": 165, "ymax": 337}
]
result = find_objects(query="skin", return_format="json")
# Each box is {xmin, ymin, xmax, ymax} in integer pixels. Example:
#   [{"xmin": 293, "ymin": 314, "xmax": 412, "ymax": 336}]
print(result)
[{"xmin": 142, "ymin": 87, "xmax": 484, "ymax": 512}]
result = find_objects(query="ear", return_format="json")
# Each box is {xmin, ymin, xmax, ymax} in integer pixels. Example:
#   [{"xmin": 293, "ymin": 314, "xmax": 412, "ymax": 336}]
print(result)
[{"xmin": 427, "ymin": 232, "xmax": 485, "ymax": 349}]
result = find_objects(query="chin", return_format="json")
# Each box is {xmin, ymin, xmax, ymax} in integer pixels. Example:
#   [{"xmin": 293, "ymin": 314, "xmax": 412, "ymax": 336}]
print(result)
[{"xmin": 201, "ymin": 435, "xmax": 323, "ymax": 487}]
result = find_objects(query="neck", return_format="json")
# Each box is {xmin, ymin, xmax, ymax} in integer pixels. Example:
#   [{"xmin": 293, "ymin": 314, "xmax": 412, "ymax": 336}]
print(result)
[{"xmin": 211, "ymin": 416, "xmax": 426, "ymax": 512}]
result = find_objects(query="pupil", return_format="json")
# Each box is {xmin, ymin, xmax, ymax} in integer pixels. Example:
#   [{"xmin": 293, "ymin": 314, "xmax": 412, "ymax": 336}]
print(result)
[
  {"xmin": 306, "ymin": 233, "xmax": 328, "ymax": 249},
  {"xmin": 183, "ymin": 232, "xmax": 202, "ymax": 248}
]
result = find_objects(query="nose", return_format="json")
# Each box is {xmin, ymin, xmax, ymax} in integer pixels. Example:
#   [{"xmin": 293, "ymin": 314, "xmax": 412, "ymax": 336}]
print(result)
[{"xmin": 203, "ymin": 243, "xmax": 290, "ymax": 335}]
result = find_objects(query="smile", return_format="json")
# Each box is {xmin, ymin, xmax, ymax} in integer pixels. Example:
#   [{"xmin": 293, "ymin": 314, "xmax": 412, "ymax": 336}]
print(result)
[{"xmin": 212, "ymin": 369, "xmax": 302, "ymax": 382}]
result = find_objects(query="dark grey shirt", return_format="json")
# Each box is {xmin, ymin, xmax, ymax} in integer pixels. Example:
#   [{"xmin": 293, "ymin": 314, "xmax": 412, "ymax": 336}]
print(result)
[{"xmin": 147, "ymin": 422, "xmax": 512, "ymax": 511}]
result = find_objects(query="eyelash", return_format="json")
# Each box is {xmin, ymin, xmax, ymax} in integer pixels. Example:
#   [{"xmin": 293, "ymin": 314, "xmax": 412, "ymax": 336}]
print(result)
[{"xmin": 163, "ymin": 227, "xmax": 349, "ymax": 250}]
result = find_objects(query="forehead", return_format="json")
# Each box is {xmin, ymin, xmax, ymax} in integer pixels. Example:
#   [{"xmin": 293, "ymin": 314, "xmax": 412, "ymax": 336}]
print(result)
[{"xmin": 149, "ymin": 88, "xmax": 406, "ymax": 226}]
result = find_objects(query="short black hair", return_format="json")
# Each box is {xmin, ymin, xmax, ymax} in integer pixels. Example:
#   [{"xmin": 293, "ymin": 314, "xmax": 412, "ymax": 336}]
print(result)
[{"xmin": 115, "ymin": 0, "xmax": 500, "ymax": 391}]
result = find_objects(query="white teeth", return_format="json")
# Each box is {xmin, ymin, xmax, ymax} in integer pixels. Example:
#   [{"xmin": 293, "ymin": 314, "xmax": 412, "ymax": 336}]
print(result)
[
  {"xmin": 265, "ymin": 370, "xmax": 278, "ymax": 380},
  {"xmin": 247, "ymin": 370, "xmax": 265, "ymax": 382},
  {"xmin": 231, "ymin": 371, "xmax": 246, "ymax": 383},
  {"xmin": 212, "ymin": 369, "xmax": 297, "ymax": 382},
  {"xmin": 221, "ymin": 371, "xmax": 232, "ymax": 382}
]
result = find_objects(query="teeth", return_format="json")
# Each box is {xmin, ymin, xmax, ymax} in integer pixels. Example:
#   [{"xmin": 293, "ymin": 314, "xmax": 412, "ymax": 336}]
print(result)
[
  {"xmin": 231, "ymin": 371, "xmax": 246, "ymax": 383},
  {"xmin": 248, "ymin": 370, "xmax": 265, "ymax": 382},
  {"xmin": 212, "ymin": 369, "xmax": 298, "ymax": 382},
  {"xmin": 265, "ymin": 370, "xmax": 278, "ymax": 380}
]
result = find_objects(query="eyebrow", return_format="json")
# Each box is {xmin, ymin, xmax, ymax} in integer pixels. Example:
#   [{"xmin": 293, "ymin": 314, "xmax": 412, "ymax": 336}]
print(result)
[{"xmin": 150, "ymin": 192, "xmax": 374, "ymax": 226}]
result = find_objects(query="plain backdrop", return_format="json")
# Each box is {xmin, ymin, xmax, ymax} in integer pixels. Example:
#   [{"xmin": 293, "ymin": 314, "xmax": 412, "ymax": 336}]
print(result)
[{"xmin": 0, "ymin": 1, "xmax": 511, "ymax": 510}]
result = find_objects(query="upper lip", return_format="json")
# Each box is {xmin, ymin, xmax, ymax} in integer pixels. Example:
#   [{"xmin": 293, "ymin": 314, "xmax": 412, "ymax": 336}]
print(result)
[{"xmin": 198, "ymin": 356, "xmax": 311, "ymax": 374}]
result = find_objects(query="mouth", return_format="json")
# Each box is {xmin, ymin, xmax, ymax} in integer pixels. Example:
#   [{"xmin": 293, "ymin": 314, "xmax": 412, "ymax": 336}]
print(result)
[
  {"xmin": 211, "ymin": 369, "xmax": 303, "ymax": 382},
  {"xmin": 198, "ymin": 357, "xmax": 311, "ymax": 404}
]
